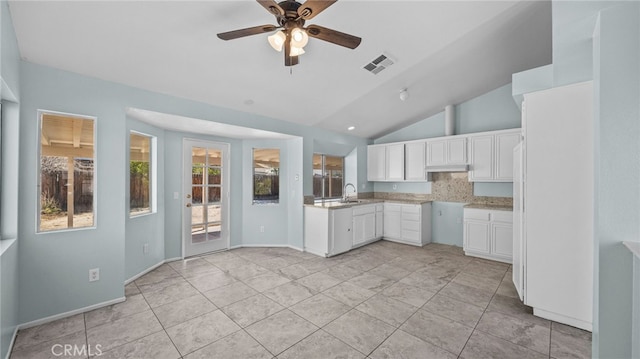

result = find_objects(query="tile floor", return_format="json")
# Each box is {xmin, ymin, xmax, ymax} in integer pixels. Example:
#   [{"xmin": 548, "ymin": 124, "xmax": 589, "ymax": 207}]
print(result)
[{"xmin": 10, "ymin": 241, "xmax": 592, "ymax": 359}]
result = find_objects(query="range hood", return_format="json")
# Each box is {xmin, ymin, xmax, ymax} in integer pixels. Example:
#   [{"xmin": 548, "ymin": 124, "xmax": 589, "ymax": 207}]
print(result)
[{"xmin": 424, "ymin": 105, "xmax": 469, "ymax": 173}]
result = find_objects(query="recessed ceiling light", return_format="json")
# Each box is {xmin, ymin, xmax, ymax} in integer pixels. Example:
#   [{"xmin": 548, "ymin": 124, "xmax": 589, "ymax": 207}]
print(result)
[{"xmin": 348, "ymin": 126, "xmax": 355, "ymax": 131}]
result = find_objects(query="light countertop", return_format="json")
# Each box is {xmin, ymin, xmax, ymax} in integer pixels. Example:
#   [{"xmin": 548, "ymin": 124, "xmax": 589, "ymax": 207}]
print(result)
[
  {"xmin": 306, "ymin": 199, "xmax": 431, "ymax": 209},
  {"xmin": 464, "ymin": 203, "xmax": 513, "ymax": 211}
]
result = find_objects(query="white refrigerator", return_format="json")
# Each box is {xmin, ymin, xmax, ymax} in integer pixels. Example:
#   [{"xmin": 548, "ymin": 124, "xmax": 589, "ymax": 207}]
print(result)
[{"xmin": 513, "ymin": 81, "xmax": 593, "ymax": 331}]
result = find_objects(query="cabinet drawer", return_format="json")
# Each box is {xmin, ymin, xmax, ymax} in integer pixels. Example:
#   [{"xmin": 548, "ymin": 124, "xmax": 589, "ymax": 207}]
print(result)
[
  {"xmin": 353, "ymin": 205, "xmax": 375, "ymax": 216},
  {"xmin": 384, "ymin": 203, "xmax": 402, "ymax": 212},
  {"xmin": 402, "ymin": 213, "xmax": 421, "ymax": 222},
  {"xmin": 375, "ymin": 204, "xmax": 384, "ymax": 212},
  {"xmin": 464, "ymin": 209, "xmax": 490, "ymax": 221},
  {"xmin": 402, "ymin": 220, "xmax": 420, "ymax": 232},
  {"xmin": 491, "ymin": 211, "xmax": 513, "ymax": 223},
  {"xmin": 401, "ymin": 230, "xmax": 421, "ymax": 243},
  {"xmin": 401, "ymin": 205, "xmax": 420, "ymax": 214}
]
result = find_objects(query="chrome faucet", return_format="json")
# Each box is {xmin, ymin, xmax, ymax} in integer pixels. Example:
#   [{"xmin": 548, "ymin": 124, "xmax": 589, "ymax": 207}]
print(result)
[{"xmin": 343, "ymin": 183, "xmax": 357, "ymax": 202}]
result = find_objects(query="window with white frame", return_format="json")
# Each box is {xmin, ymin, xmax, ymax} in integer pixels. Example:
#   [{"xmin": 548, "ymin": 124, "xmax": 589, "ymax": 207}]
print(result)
[
  {"xmin": 313, "ymin": 154, "xmax": 344, "ymax": 200},
  {"xmin": 130, "ymin": 132, "xmax": 156, "ymax": 216},
  {"xmin": 38, "ymin": 111, "xmax": 95, "ymax": 232}
]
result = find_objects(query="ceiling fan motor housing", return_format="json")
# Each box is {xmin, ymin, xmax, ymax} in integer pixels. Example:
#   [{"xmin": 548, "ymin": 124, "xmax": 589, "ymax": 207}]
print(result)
[{"xmin": 276, "ymin": 0, "xmax": 306, "ymax": 28}]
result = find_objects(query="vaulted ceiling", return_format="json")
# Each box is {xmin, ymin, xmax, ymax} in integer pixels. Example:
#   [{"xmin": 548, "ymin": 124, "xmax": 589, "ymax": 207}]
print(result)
[{"xmin": 8, "ymin": 1, "xmax": 552, "ymax": 139}]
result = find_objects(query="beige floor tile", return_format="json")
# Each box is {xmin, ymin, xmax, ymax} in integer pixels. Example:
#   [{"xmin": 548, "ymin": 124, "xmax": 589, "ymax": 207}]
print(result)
[
  {"xmin": 550, "ymin": 323, "xmax": 592, "ymax": 359},
  {"xmin": 460, "ymin": 330, "xmax": 548, "ymax": 359},
  {"xmin": 348, "ymin": 273, "xmax": 395, "ymax": 292},
  {"xmin": 165, "ymin": 309, "xmax": 240, "ymax": 356},
  {"xmin": 86, "ymin": 310, "xmax": 162, "ymax": 352},
  {"xmin": 400, "ymin": 309, "xmax": 473, "ymax": 355},
  {"xmin": 295, "ymin": 272, "xmax": 342, "ymax": 292},
  {"xmin": 323, "ymin": 282, "xmax": 376, "ymax": 307},
  {"xmin": 183, "ymin": 330, "xmax": 272, "ymax": 359},
  {"xmin": 124, "ymin": 283, "xmax": 140, "ymax": 297},
  {"xmin": 244, "ymin": 272, "xmax": 291, "ymax": 292},
  {"xmin": 277, "ymin": 330, "xmax": 364, "ymax": 359},
  {"xmin": 220, "ymin": 294, "xmax": 284, "ymax": 327},
  {"xmin": 13, "ymin": 314, "xmax": 85, "ymax": 351},
  {"xmin": 367, "ymin": 263, "xmax": 411, "ymax": 281},
  {"xmin": 381, "ymin": 282, "xmax": 436, "ymax": 308},
  {"xmin": 487, "ymin": 294, "xmax": 551, "ymax": 328},
  {"xmin": 422, "ymin": 294, "xmax": 485, "ymax": 328},
  {"xmin": 10, "ymin": 330, "xmax": 87, "ymax": 359},
  {"xmin": 476, "ymin": 310, "xmax": 550, "ymax": 355},
  {"xmin": 85, "ymin": 294, "xmax": 150, "ymax": 329},
  {"xmin": 452, "ymin": 272, "xmax": 501, "ymax": 292},
  {"xmin": 202, "ymin": 281, "xmax": 258, "ymax": 308},
  {"xmin": 324, "ymin": 310, "xmax": 395, "ymax": 355},
  {"xmin": 246, "ymin": 310, "xmax": 318, "ymax": 355},
  {"xmin": 187, "ymin": 270, "xmax": 237, "ymax": 292},
  {"xmin": 369, "ymin": 329, "xmax": 457, "ymax": 359},
  {"xmin": 153, "ymin": 294, "xmax": 217, "ymax": 328},
  {"xmin": 142, "ymin": 280, "xmax": 200, "ymax": 308},
  {"xmin": 355, "ymin": 294, "xmax": 418, "ymax": 327},
  {"xmin": 97, "ymin": 331, "xmax": 180, "ymax": 359},
  {"xmin": 438, "ymin": 282, "xmax": 495, "ymax": 308},
  {"xmin": 321, "ymin": 264, "xmax": 363, "ymax": 281},
  {"xmin": 263, "ymin": 281, "xmax": 316, "ymax": 307},
  {"xmin": 226, "ymin": 263, "xmax": 271, "ymax": 280},
  {"xmin": 290, "ymin": 294, "xmax": 351, "ymax": 327}
]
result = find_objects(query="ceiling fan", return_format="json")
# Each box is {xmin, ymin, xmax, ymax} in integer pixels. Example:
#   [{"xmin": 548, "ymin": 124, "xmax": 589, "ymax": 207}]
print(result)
[{"xmin": 217, "ymin": 0, "xmax": 362, "ymax": 66}]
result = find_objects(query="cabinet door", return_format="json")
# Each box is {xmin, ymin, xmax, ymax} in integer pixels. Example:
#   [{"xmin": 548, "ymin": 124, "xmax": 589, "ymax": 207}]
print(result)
[
  {"xmin": 491, "ymin": 222, "xmax": 513, "ymax": 260},
  {"xmin": 352, "ymin": 214, "xmax": 367, "ymax": 246},
  {"xmin": 367, "ymin": 145, "xmax": 386, "ymax": 181},
  {"xmin": 426, "ymin": 140, "xmax": 447, "ymax": 166},
  {"xmin": 331, "ymin": 208, "xmax": 353, "ymax": 255},
  {"xmin": 468, "ymin": 135, "xmax": 494, "ymax": 181},
  {"xmin": 495, "ymin": 132, "xmax": 521, "ymax": 181},
  {"xmin": 405, "ymin": 142, "xmax": 426, "ymax": 181},
  {"xmin": 447, "ymin": 138, "xmax": 467, "ymax": 165},
  {"xmin": 375, "ymin": 210, "xmax": 383, "ymax": 238},
  {"xmin": 383, "ymin": 205, "xmax": 402, "ymax": 239},
  {"xmin": 385, "ymin": 144, "xmax": 405, "ymax": 181},
  {"xmin": 464, "ymin": 220, "xmax": 490, "ymax": 254},
  {"xmin": 363, "ymin": 213, "xmax": 376, "ymax": 242}
]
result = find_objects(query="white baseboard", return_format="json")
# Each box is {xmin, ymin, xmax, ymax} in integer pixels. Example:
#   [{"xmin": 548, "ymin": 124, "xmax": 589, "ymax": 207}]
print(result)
[
  {"xmin": 533, "ymin": 308, "xmax": 592, "ymax": 332},
  {"xmin": 124, "ymin": 257, "xmax": 184, "ymax": 284},
  {"xmin": 18, "ymin": 297, "xmax": 125, "ymax": 330},
  {"xmin": 231, "ymin": 244, "xmax": 304, "ymax": 252}
]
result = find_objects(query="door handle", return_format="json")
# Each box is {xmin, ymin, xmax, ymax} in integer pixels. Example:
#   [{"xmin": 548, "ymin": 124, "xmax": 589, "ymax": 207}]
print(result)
[
  {"xmin": 186, "ymin": 194, "xmax": 192, "ymax": 199},
  {"xmin": 186, "ymin": 203, "xmax": 192, "ymax": 208}
]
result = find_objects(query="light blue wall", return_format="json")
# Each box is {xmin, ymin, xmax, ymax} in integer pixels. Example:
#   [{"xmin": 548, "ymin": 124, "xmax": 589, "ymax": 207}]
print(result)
[
  {"xmin": 592, "ymin": 3, "xmax": 640, "ymax": 358},
  {"xmin": 431, "ymin": 202, "xmax": 465, "ymax": 247},
  {"xmin": 17, "ymin": 61, "xmax": 369, "ymax": 324},
  {"xmin": 286, "ymin": 138, "xmax": 304, "ymax": 250},
  {"xmin": 125, "ymin": 118, "xmax": 166, "ymax": 280},
  {"xmin": 373, "ymin": 83, "xmax": 521, "ymax": 197},
  {"xmin": 0, "ymin": 0, "xmax": 21, "ymax": 357}
]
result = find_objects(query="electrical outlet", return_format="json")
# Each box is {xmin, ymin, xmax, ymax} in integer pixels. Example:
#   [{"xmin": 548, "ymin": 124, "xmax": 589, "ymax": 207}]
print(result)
[
  {"xmin": 260, "ymin": 226, "xmax": 265, "ymax": 233},
  {"xmin": 143, "ymin": 243, "xmax": 149, "ymax": 254},
  {"xmin": 392, "ymin": 184, "xmax": 397, "ymax": 190},
  {"xmin": 89, "ymin": 268, "xmax": 100, "ymax": 282}
]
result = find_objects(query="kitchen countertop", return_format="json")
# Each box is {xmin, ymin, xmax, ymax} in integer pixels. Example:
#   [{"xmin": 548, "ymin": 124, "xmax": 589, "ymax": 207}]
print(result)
[
  {"xmin": 463, "ymin": 203, "xmax": 513, "ymax": 211},
  {"xmin": 306, "ymin": 198, "xmax": 431, "ymax": 209}
]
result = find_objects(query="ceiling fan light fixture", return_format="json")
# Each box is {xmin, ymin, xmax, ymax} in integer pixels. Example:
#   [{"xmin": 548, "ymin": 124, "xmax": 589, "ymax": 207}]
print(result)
[
  {"xmin": 268, "ymin": 30, "xmax": 286, "ymax": 52},
  {"xmin": 399, "ymin": 88, "xmax": 410, "ymax": 101},
  {"xmin": 290, "ymin": 46, "xmax": 305, "ymax": 56},
  {"xmin": 290, "ymin": 27, "xmax": 309, "ymax": 48}
]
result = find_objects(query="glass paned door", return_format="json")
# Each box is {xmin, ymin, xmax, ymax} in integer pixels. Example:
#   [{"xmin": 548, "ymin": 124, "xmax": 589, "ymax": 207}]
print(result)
[{"xmin": 183, "ymin": 140, "xmax": 229, "ymax": 257}]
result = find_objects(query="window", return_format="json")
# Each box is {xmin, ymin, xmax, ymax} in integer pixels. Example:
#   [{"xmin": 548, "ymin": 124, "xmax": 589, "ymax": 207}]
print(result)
[
  {"xmin": 313, "ymin": 154, "xmax": 344, "ymax": 199},
  {"xmin": 38, "ymin": 112, "xmax": 95, "ymax": 232},
  {"xmin": 253, "ymin": 148, "xmax": 280, "ymax": 204},
  {"xmin": 130, "ymin": 132, "xmax": 155, "ymax": 216}
]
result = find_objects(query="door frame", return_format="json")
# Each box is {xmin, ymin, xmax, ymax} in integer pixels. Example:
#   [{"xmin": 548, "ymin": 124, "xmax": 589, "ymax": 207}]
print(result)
[{"xmin": 182, "ymin": 138, "xmax": 231, "ymax": 258}]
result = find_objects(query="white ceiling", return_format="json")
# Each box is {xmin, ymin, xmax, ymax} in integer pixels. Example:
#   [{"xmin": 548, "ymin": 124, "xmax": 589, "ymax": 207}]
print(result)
[{"xmin": 8, "ymin": 0, "xmax": 552, "ymax": 139}]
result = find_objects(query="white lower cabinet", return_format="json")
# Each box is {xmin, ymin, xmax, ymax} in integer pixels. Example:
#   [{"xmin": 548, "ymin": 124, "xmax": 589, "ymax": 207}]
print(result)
[
  {"xmin": 353, "ymin": 204, "xmax": 378, "ymax": 247},
  {"xmin": 304, "ymin": 206, "xmax": 353, "ymax": 257},
  {"xmin": 383, "ymin": 202, "xmax": 431, "ymax": 246},
  {"xmin": 463, "ymin": 208, "xmax": 512, "ymax": 263}
]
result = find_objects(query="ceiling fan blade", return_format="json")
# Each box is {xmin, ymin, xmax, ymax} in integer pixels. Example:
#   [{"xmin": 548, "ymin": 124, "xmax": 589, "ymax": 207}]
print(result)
[
  {"xmin": 297, "ymin": 0, "xmax": 337, "ymax": 20},
  {"xmin": 283, "ymin": 31, "xmax": 299, "ymax": 66},
  {"xmin": 217, "ymin": 25, "xmax": 277, "ymax": 41},
  {"xmin": 257, "ymin": 0, "xmax": 285, "ymax": 17},
  {"xmin": 306, "ymin": 24, "xmax": 361, "ymax": 49}
]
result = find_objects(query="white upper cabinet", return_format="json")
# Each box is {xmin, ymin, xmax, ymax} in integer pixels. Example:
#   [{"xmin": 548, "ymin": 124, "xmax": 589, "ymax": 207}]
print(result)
[
  {"xmin": 404, "ymin": 142, "xmax": 427, "ymax": 181},
  {"xmin": 386, "ymin": 144, "xmax": 405, "ymax": 181},
  {"xmin": 367, "ymin": 143, "xmax": 405, "ymax": 182},
  {"xmin": 468, "ymin": 135, "xmax": 494, "ymax": 181},
  {"xmin": 426, "ymin": 136, "xmax": 467, "ymax": 167},
  {"xmin": 367, "ymin": 145, "xmax": 386, "ymax": 181},
  {"xmin": 495, "ymin": 132, "xmax": 521, "ymax": 181},
  {"xmin": 468, "ymin": 129, "xmax": 521, "ymax": 182}
]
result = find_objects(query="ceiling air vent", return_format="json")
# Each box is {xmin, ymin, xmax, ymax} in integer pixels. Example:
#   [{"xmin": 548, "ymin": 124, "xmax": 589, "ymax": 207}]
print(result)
[{"xmin": 363, "ymin": 53, "xmax": 395, "ymax": 75}]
